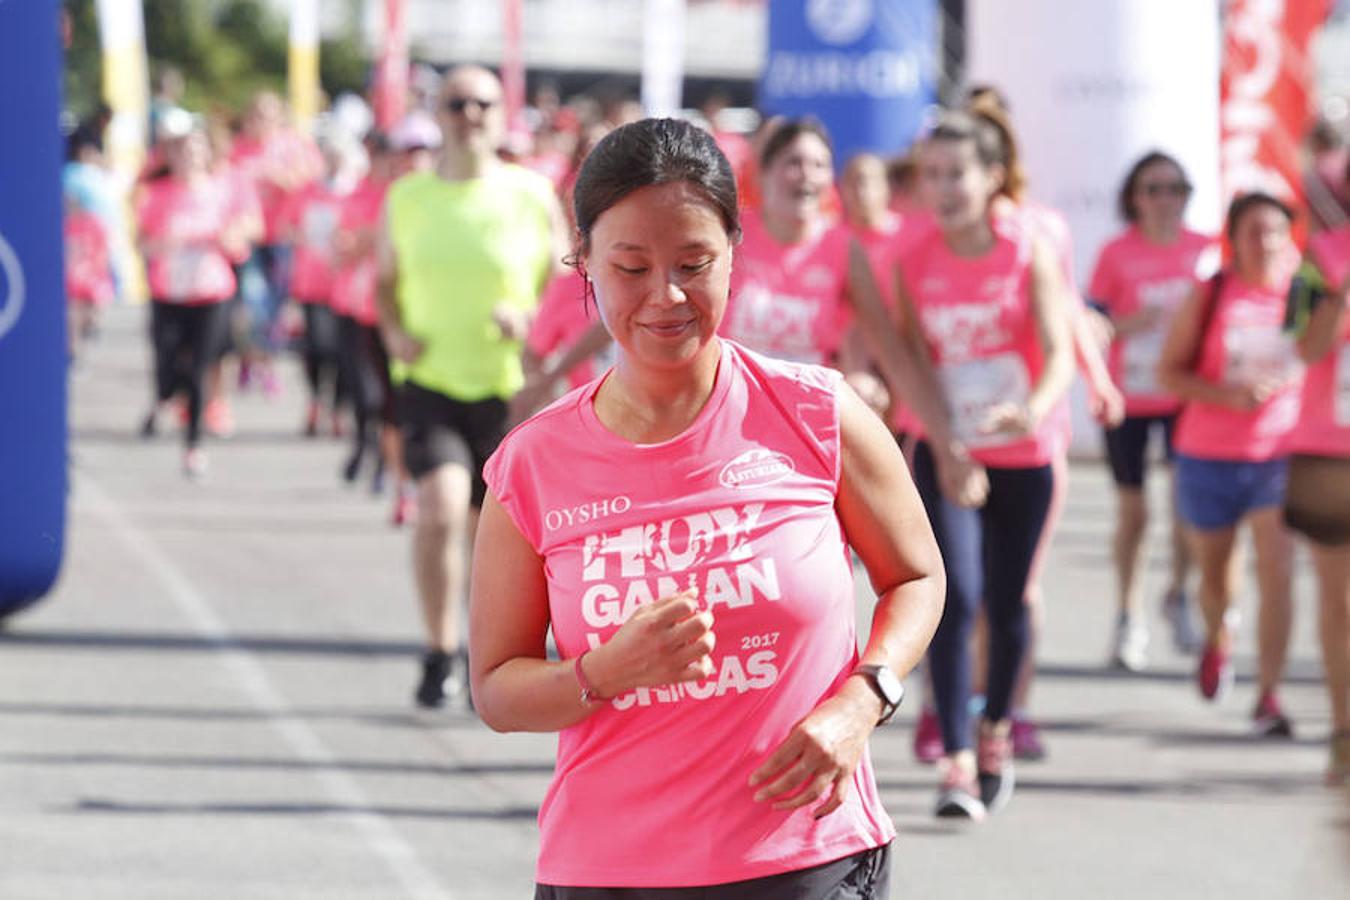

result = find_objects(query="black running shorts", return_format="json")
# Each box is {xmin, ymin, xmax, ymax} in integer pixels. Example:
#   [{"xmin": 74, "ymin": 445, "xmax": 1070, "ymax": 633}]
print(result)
[{"xmin": 397, "ymin": 381, "xmax": 508, "ymax": 507}]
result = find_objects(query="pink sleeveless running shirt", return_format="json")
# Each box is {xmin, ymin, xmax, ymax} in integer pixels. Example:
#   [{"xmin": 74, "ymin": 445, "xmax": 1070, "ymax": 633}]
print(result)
[
  {"xmin": 1174, "ymin": 273, "xmax": 1303, "ymax": 461},
  {"xmin": 721, "ymin": 210, "xmax": 852, "ymax": 366},
  {"xmin": 899, "ymin": 223, "xmax": 1060, "ymax": 468},
  {"xmin": 1291, "ymin": 227, "xmax": 1350, "ymax": 456},
  {"xmin": 1089, "ymin": 227, "xmax": 1220, "ymax": 416},
  {"xmin": 483, "ymin": 340, "xmax": 895, "ymax": 888}
]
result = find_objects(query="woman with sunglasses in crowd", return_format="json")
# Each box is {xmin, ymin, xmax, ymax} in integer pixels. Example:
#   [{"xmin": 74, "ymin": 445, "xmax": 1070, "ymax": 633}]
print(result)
[{"xmin": 1087, "ymin": 151, "xmax": 1220, "ymax": 671}]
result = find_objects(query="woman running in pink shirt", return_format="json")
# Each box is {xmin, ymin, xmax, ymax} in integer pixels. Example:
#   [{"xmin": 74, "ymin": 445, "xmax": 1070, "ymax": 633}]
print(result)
[
  {"xmin": 1284, "ymin": 222, "xmax": 1350, "ymax": 782},
  {"xmin": 1158, "ymin": 193, "xmax": 1303, "ymax": 736},
  {"xmin": 470, "ymin": 118, "xmax": 945, "ymax": 898},
  {"xmin": 891, "ymin": 107, "xmax": 1076, "ymax": 820},
  {"xmin": 1089, "ymin": 152, "xmax": 1221, "ymax": 669},
  {"xmin": 136, "ymin": 127, "xmax": 248, "ymax": 478}
]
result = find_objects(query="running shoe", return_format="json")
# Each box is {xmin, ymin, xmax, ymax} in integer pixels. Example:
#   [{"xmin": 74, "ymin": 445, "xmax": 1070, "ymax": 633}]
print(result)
[
  {"xmin": 205, "ymin": 399, "xmax": 234, "ymax": 438},
  {"xmin": 934, "ymin": 758, "xmax": 986, "ymax": 821},
  {"xmin": 1010, "ymin": 714, "xmax": 1046, "ymax": 761},
  {"xmin": 392, "ymin": 490, "xmax": 417, "ymax": 528},
  {"xmin": 182, "ymin": 448, "xmax": 208, "ymax": 481},
  {"xmin": 1250, "ymin": 691, "xmax": 1294, "ymax": 738},
  {"xmin": 414, "ymin": 649, "xmax": 467, "ymax": 709},
  {"xmin": 1162, "ymin": 589, "xmax": 1203, "ymax": 653},
  {"xmin": 1111, "ymin": 614, "xmax": 1149, "ymax": 672},
  {"xmin": 1329, "ymin": 731, "xmax": 1349, "ymax": 787},
  {"xmin": 261, "ymin": 364, "xmax": 281, "ymax": 399},
  {"xmin": 976, "ymin": 725, "xmax": 1015, "ymax": 815},
  {"xmin": 1197, "ymin": 641, "xmax": 1234, "ymax": 702},
  {"xmin": 342, "ymin": 449, "xmax": 364, "ymax": 484},
  {"xmin": 912, "ymin": 706, "xmax": 943, "ymax": 765}
]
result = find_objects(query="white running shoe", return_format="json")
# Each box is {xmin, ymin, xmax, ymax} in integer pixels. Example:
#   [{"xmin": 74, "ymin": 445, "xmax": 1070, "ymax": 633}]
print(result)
[
  {"xmin": 1111, "ymin": 615, "xmax": 1149, "ymax": 672},
  {"xmin": 1162, "ymin": 589, "xmax": 1203, "ymax": 654}
]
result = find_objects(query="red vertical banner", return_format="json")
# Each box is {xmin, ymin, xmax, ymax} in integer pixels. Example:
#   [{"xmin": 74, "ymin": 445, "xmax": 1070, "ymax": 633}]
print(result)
[
  {"xmin": 1220, "ymin": 0, "xmax": 1330, "ymax": 239},
  {"xmin": 502, "ymin": 0, "xmax": 526, "ymax": 140},
  {"xmin": 373, "ymin": 0, "xmax": 408, "ymax": 130}
]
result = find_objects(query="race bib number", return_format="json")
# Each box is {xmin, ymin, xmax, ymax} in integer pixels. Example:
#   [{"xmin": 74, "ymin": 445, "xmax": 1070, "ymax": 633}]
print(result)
[
  {"xmin": 727, "ymin": 284, "xmax": 826, "ymax": 364},
  {"xmin": 1121, "ymin": 330, "xmax": 1165, "ymax": 396},
  {"xmin": 166, "ymin": 247, "xmax": 209, "ymax": 298},
  {"xmin": 940, "ymin": 353, "xmax": 1031, "ymax": 448},
  {"xmin": 302, "ymin": 205, "xmax": 339, "ymax": 259},
  {"xmin": 1336, "ymin": 344, "xmax": 1350, "ymax": 427},
  {"xmin": 1223, "ymin": 325, "xmax": 1301, "ymax": 388}
]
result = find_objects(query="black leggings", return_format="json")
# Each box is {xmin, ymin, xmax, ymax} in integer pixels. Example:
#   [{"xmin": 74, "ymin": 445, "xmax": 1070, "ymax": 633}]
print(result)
[
  {"xmin": 913, "ymin": 441, "xmax": 1056, "ymax": 753},
  {"xmin": 149, "ymin": 300, "xmax": 230, "ymax": 449},
  {"xmin": 337, "ymin": 316, "xmax": 390, "ymax": 463},
  {"xmin": 300, "ymin": 303, "xmax": 344, "ymax": 407}
]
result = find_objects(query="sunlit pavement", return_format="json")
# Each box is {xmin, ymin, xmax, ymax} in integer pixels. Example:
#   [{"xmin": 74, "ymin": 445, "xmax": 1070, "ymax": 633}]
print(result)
[{"xmin": 1, "ymin": 305, "xmax": 1344, "ymax": 899}]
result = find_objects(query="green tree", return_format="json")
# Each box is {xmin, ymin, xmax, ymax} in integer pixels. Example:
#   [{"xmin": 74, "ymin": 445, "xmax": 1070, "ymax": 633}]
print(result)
[{"xmin": 63, "ymin": 0, "xmax": 371, "ymax": 122}]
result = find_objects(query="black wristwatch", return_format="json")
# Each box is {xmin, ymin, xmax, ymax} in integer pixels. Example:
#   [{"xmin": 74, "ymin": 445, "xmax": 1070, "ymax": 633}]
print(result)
[{"xmin": 852, "ymin": 664, "xmax": 905, "ymax": 726}]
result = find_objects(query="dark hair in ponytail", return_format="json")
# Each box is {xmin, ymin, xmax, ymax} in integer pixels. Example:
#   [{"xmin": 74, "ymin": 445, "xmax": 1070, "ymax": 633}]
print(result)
[{"xmin": 926, "ymin": 100, "xmax": 1026, "ymax": 202}]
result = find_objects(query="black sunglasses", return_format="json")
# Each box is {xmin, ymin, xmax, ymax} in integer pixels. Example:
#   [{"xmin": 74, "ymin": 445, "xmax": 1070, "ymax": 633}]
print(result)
[{"xmin": 444, "ymin": 96, "xmax": 497, "ymax": 115}]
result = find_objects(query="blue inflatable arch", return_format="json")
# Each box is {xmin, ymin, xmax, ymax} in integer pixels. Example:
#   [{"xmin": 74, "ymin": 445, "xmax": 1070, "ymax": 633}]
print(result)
[{"xmin": 0, "ymin": 0, "xmax": 68, "ymax": 618}]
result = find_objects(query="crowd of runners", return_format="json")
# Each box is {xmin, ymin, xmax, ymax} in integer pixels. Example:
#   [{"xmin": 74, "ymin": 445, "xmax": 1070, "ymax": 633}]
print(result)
[{"xmin": 61, "ymin": 63, "xmax": 1350, "ymax": 832}]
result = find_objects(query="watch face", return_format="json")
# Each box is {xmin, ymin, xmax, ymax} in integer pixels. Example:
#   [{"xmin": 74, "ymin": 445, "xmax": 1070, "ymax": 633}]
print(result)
[{"xmin": 876, "ymin": 666, "xmax": 904, "ymax": 706}]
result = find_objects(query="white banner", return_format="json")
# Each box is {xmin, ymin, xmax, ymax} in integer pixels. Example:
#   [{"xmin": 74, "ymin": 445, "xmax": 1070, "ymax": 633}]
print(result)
[
  {"xmin": 968, "ymin": 0, "xmax": 1222, "ymax": 454},
  {"xmin": 642, "ymin": 0, "xmax": 686, "ymax": 118}
]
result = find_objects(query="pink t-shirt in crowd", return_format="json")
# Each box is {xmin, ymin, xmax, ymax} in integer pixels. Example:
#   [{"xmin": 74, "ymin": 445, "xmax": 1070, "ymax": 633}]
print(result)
[
  {"xmin": 899, "ymin": 220, "xmax": 1062, "ymax": 468},
  {"xmin": 850, "ymin": 211, "xmax": 932, "ymax": 434},
  {"xmin": 286, "ymin": 181, "xmax": 347, "ymax": 304},
  {"xmin": 64, "ymin": 210, "xmax": 114, "ymax": 306},
  {"xmin": 213, "ymin": 160, "xmax": 262, "ymax": 266},
  {"xmin": 483, "ymin": 339, "xmax": 895, "ymax": 889},
  {"xmin": 993, "ymin": 197, "xmax": 1079, "ymax": 450},
  {"xmin": 1291, "ymin": 226, "xmax": 1350, "ymax": 457},
  {"xmin": 330, "ymin": 177, "xmax": 387, "ymax": 326},
  {"xmin": 136, "ymin": 175, "xmax": 238, "ymax": 304},
  {"xmin": 721, "ymin": 209, "xmax": 852, "ymax": 366},
  {"xmin": 230, "ymin": 129, "xmax": 322, "ymax": 244},
  {"xmin": 1174, "ymin": 273, "xmax": 1303, "ymax": 462},
  {"xmin": 527, "ymin": 270, "xmax": 606, "ymax": 389},
  {"xmin": 1089, "ymin": 227, "xmax": 1220, "ymax": 416}
]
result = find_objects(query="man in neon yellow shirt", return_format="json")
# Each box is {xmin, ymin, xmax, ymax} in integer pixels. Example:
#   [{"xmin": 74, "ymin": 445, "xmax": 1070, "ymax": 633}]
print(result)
[{"xmin": 377, "ymin": 65, "xmax": 567, "ymax": 708}]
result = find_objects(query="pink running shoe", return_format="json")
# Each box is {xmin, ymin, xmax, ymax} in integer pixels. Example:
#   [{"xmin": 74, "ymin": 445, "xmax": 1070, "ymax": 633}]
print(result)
[
  {"xmin": 934, "ymin": 758, "xmax": 986, "ymax": 821},
  {"xmin": 1251, "ymin": 691, "xmax": 1293, "ymax": 738},
  {"xmin": 391, "ymin": 492, "xmax": 417, "ymax": 528},
  {"xmin": 205, "ymin": 399, "xmax": 235, "ymax": 439},
  {"xmin": 976, "ymin": 726, "xmax": 1015, "ymax": 814},
  {"xmin": 912, "ymin": 706, "xmax": 943, "ymax": 765},
  {"xmin": 1011, "ymin": 715, "xmax": 1046, "ymax": 761},
  {"xmin": 1197, "ymin": 641, "xmax": 1234, "ymax": 702}
]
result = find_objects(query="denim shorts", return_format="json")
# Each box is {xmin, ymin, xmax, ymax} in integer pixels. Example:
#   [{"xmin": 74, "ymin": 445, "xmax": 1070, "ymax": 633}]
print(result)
[{"xmin": 1176, "ymin": 454, "xmax": 1289, "ymax": 531}]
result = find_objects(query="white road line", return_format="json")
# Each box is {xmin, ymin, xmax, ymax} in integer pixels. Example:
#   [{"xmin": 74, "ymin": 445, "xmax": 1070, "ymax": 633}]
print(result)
[{"xmin": 78, "ymin": 475, "xmax": 453, "ymax": 900}]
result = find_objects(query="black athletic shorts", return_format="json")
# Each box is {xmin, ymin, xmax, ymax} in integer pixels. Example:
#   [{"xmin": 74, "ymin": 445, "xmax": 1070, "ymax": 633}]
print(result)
[
  {"xmin": 534, "ymin": 843, "xmax": 891, "ymax": 900},
  {"xmin": 398, "ymin": 381, "xmax": 508, "ymax": 506},
  {"xmin": 1103, "ymin": 413, "xmax": 1177, "ymax": 489}
]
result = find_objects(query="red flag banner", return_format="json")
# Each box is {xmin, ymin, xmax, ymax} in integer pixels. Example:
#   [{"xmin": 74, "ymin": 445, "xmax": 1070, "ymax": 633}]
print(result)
[
  {"xmin": 502, "ymin": 0, "xmax": 526, "ymax": 141},
  {"xmin": 1220, "ymin": 0, "xmax": 1330, "ymax": 230},
  {"xmin": 374, "ymin": 0, "xmax": 408, "ymax": 131}
]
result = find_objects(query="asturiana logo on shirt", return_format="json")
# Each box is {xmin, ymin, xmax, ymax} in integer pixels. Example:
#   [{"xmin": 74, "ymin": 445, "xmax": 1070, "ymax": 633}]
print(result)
[{"xmin": 719, "ymin": 449, "xmax": 795, "ymax": 489}]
